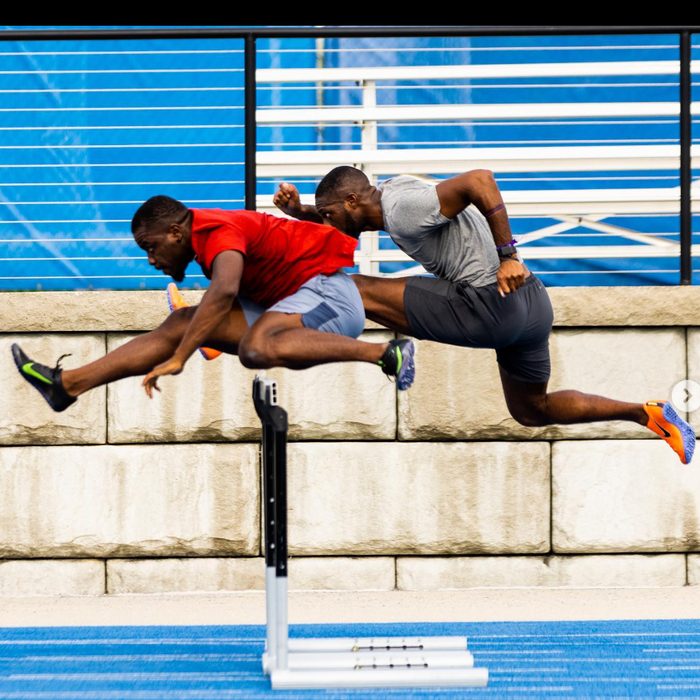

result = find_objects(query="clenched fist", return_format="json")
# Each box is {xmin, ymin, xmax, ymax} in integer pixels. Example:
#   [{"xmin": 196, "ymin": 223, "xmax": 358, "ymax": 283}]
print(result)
[{"xmin": 273, "ymin": 182, "xmax": 303, "ymax": 218}]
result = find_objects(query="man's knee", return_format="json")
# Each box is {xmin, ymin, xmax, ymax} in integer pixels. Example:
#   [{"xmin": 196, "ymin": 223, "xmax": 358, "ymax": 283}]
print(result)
[
  {"xmin": 507, "ymin": 396, "xmax": 551, "ymax": 427},
  {"xmin": 238, "ymin": 333, "xmax": 274, "ymax": 369},
  {"xmin": 159, "ymin": 306, "xmax": 195, "ymax": 339}
]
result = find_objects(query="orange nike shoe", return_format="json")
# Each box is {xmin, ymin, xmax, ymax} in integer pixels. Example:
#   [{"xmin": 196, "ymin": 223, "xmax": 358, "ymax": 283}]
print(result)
[
  {"xmin": 166, "ymin": 283, "xmax": 222, "ymax": 361},
  {"xmin": 643, "ymin": 400, "xmax": 695, "ymax": 465}
]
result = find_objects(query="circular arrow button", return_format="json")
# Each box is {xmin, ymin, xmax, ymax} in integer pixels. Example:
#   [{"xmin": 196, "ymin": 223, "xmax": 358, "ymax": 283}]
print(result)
[{"xmin": 672, "ymin": 380, "xmax": 700, "ymax": 413}]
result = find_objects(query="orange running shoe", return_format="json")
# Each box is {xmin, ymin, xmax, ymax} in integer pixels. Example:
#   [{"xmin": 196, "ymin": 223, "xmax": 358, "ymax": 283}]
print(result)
[
  {"xmin": 643, "ymin": 400, "xmax": 695, "ymax": 465},
  {"xmin": 166, "ymin": 283, "xmax": 222, "ymax": 361}
]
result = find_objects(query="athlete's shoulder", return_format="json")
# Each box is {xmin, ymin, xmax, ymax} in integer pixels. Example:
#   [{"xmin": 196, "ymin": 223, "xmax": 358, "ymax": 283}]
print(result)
[
  {"xmin": 192, "ymin": 208, "xmax": 264, "ymax": 225},
  {"xmin": 379, "ymin": 175, "xmax": 430, "ymax": 194}
]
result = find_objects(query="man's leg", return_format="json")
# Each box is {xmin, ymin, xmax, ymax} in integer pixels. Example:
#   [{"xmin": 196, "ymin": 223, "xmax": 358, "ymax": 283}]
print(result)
[
  {"xmin": 351, "ymin": 274, "xmax": 412, "ymax": 334},
  {"xmin": 497, "ymin": 367, "xmax": 647, "ymax": 427},
  {"xmin": 62, "ymin": 302, "xmax": 250, "ymax": 397},
  {"xmin": 238, "ymin": 310, "xmax": 385, "ymax": 370}
]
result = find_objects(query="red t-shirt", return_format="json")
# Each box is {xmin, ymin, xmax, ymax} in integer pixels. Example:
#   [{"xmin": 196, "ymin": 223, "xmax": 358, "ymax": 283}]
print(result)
[{"xmin": 190, "ymin": 209, "xmax": 358, "ymax": 308}]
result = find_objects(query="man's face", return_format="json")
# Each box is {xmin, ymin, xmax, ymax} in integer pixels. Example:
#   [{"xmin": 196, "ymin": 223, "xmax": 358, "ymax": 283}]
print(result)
[
  {"xmin": 133, "ymin": 227, "xmax": 191, "ymax": 283},
  {"xmin": 315, "ymin": 195, "xmax": 364, "ymax": 238}
]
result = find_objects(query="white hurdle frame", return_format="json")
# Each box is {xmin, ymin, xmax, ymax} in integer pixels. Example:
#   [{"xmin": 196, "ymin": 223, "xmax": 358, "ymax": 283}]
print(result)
[{"xmin": 252, "ymin": 374, "xmax": 488, "ymax": 690}]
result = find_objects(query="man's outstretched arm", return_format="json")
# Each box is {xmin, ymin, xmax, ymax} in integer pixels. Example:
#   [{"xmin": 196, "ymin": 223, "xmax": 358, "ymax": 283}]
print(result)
[
  {"xmin": 142, "ymin": 250, "xmax": 244, "ymax": 396},
  {"xmin": 436, "ymin": 169, "xmax": 525, "ymax": 297},
  {"xmin": 273, "ymin": 182, "xmax": 324, "ymax": 223}
]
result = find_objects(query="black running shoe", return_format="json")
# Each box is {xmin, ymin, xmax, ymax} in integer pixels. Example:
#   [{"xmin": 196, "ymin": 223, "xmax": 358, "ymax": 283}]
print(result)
[
  {"xmin": 11, "ymin": 343, "xmax": 77, "ymax": 413},
  {"xmin": 378, "ymin": 338, "xmax": 416, "ymax": 391}
]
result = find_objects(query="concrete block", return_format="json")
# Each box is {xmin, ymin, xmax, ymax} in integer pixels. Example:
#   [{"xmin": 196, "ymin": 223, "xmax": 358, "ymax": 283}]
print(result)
[
  {"xmin": 553, "ymin": 440, "xmax": 700, "ymax": 553},
  {"xmin": 0, "ymin": 289, "xmax": 387, "ymax": 332},
  {"xmin": 548, "ymin": 286, "xmax": 700, "ymax": 327},
  {"xmin": 107, "ymin": 331, "xmax": 395, "ymax": 443},
  {"xmin": 399, "ymin": 328, "xmax": 685, "ymax": 440},
  {"xmin": 0, "ymin": 444, "xmax": 259, "ymax": 558},
  {"xmin": 107, "ymin": 556, "xmax": 395, "ymax": 594},
  {"xmin": 0, "ymin": 559, "xmax": 105, "ymax": 596},
  {"xmin": 287, "ymin": 441, "xmax": 550, "ymax": 555},
  {"xmin": 397, "ymin": 554, "xmax": 686, "ymax": 589},
  {"xmin": 686, "ymin": 555, "xmax": 700, "ymax": 585},
  {"xmin": 0, "ymin": 334, "xmax": 107, "ymax": 445},
  {"xmin": 686, "ymin": 329, "xmax": 700, "ymax": 435}
]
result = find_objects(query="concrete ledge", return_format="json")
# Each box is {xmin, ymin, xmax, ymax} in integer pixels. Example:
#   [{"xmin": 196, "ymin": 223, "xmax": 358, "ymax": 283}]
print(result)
[
  {"xmin": 2, "ymin": 286, "xmax": 700, "ymax": 332},
  {"xmin": 0, "ymin": 290, "xmax": 386, "ymax": 332}
]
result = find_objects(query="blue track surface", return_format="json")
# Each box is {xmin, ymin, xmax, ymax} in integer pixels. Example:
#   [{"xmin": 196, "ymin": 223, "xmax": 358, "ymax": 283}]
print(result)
[{"xmin": 3, "ymin": 619, "xmax": 700, "ymax": 698}]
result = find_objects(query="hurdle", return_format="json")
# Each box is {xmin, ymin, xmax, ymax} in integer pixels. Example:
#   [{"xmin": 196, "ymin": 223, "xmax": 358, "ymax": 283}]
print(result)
[{"xmin": 252, "ymin": 373, "xmax": 488, "ymax": 690}]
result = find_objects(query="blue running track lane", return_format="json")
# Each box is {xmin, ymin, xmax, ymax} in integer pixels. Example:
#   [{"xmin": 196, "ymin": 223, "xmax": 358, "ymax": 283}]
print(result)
[{"xmin": 3, "ymin": 619, "xmax": 700, "ymax": 698}]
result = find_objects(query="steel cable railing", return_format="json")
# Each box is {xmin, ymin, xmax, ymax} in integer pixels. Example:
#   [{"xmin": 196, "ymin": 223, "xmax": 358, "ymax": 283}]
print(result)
[{"xmin": 0, "ymin": 26, "xmax": 697, "ymax": 288}]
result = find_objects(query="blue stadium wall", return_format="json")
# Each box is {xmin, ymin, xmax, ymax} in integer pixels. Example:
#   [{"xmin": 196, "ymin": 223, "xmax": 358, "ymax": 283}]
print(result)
[{"xmin": 0, "ymin": 28, "xmax": 694, "ymax": 289}]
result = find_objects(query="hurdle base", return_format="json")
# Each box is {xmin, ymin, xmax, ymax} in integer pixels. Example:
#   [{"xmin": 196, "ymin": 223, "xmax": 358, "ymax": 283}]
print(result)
[
  {"xmin": 263, "ymin": 649, "xmax": 474, "ymax": 673},
  {"xmin": 287, "ymin": 635, "xmax": 469, "ymax": 653},
  {"xmin": 271, "ymin": 666, "xmax": 489, "ymax": 689}
]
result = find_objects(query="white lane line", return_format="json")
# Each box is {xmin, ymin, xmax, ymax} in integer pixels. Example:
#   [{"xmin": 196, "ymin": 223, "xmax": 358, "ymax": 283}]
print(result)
[{"xmin": 476, "ymin": 631, "xmax": 700, "ymax": 640}]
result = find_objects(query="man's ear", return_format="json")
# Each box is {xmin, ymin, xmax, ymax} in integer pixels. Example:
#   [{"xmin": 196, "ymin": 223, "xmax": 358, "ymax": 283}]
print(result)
[
  {"xmin": 168, "ymin": 223, "xmax": 184, "ymax": 243},
  {"xmin": 345, "ymin": 193, "xmax": 359, "ymax": 210}
]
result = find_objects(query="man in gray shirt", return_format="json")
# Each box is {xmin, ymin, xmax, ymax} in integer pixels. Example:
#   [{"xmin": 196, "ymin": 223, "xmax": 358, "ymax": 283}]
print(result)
[{"xmin": 272, "ymin": 166, "xmax": 694, "ymax": 465}]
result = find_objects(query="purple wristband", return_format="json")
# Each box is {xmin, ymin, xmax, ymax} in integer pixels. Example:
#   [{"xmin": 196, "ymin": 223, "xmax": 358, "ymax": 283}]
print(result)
[
  {"xmin": 485, "ymin": 203, "xmax": 506, "ymax": 218},
  {"xmin": 496, "ymin": 239, "xmax": 518, "ymax": 250}
]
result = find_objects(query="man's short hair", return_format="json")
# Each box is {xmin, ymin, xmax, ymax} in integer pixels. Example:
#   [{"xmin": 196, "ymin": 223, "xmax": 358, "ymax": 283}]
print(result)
[
  {"xmin": 131, "ymin": 195, "xmax": 188, "ymax": 234},
  {"xmin": 316, "ymin": 166, "xmax": 370, "ymax": 200}
]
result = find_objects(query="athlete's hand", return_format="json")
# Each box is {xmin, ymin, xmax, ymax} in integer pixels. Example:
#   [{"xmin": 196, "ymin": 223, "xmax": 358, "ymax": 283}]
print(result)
[
  {"xmin": 273, "ymin": 182, "xmax": 303, "ymax": 218},
  {"xmin": 142, "ymin": 356, "xmax": 185, "ymax": 399},
  {"xmin": 497, "ymin": 258, "xmax": 526, "ymax": 297}
]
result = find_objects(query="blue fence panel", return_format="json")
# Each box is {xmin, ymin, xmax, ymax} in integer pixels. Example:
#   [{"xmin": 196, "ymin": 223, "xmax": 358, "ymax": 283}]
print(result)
[{"xmin": 0, "ymin": 37, "xmax": 245, "ymax": 290}]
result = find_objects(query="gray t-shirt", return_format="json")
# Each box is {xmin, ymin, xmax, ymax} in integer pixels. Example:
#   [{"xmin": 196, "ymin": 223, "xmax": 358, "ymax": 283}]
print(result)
[{"xmin": 378, "ymin": 175, "xmax": 500, "ymax": 288}]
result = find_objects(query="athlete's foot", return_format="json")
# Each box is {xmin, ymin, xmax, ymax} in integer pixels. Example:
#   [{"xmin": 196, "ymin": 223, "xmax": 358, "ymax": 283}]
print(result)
[
  {"xmin": 167, "ymin": 283, "xmax": 222, "ymax": 361},
  {"xmin": 644, "ymin": 400, "xmax": 696, "ymax": 465},
  {"xmin": 11, "ymin": 343, "xmax": 77, "ymax": 413},
  {"xmin": 378, "ymin": 338, "xmax": 416, "ymax": 391}
]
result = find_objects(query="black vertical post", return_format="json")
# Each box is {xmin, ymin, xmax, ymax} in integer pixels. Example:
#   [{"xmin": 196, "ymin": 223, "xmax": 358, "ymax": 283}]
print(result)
[
  {"xmin": 253, "ymin": 378, "xmax": 288, "ymax": 578},
  {"xmin": 245, "ymin": 33, "xmax": 257, "ymax": 211},
  {"xmin": 274, "ymin": 426, "xmax": 288, "ymax": 577},
  {"xmin": 680, "ymin": 31, "xmax": 692, "ymax": 284}
]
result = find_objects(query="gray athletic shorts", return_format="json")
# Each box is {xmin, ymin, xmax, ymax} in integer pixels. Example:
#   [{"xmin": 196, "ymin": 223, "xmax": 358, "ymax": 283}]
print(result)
[
  {"xmin": 238, "ymin": 269, "xmax": 365, "ymax": 339},
  {"xmin": 404, "ymin": 274, "xmax": 554, "ymax": 383}
]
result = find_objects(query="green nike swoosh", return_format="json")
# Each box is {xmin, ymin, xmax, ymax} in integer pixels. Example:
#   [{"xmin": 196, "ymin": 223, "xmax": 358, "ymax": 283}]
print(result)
[{"xmin": 22, "ymin": 362, "xmax": 53, "ymax": 385}]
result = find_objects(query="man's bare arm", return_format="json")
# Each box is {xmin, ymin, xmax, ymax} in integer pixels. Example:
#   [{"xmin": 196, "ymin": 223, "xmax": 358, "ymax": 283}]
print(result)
[
  {"xmin": 273, "ymin": 182, "xmax": 324, "ymax": 223},
  {"xmin": 436, "ymin": 169, "xmax": 525, "ymax": 297},
  {"xmin": 435, "ymin": 169, "xmax": 512, "ymax": 245},
  {"xmin": 142, "ymin": 250, "xmax": 244, "ymax": 397}
]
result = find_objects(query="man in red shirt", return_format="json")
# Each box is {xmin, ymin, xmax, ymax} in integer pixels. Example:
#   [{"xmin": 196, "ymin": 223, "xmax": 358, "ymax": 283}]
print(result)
[{"xmin": 11, "ymin": 195, "xmax": 415, "ymax": 412}]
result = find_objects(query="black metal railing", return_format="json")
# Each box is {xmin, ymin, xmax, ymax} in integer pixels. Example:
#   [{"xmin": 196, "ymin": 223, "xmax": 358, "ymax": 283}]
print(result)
[{"xmin": 0, "ymin": 25, "xmax": 697, "ymax": 284}]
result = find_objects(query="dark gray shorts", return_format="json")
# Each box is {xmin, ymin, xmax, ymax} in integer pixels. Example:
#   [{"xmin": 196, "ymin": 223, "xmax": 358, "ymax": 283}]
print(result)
[{"xmin": 404, "ymin": 274, "xmax": 554, "ymax": 383}]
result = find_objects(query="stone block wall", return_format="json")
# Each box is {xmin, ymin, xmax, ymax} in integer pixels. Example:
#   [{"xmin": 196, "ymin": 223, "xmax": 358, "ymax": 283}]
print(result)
[{"xmin": 1, "ymin": 287, "xmax": 700, "ymax": 596}]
